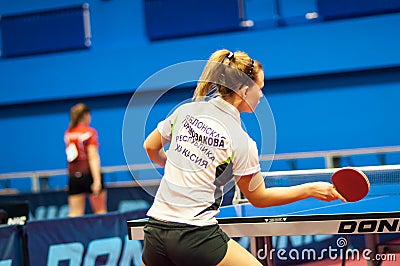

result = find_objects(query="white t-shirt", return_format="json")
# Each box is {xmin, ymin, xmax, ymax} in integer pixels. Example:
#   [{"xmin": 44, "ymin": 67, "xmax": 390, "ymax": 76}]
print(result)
[{"xmin": 147, "ymin": 97, "xmax": 260, "ymax": 226}]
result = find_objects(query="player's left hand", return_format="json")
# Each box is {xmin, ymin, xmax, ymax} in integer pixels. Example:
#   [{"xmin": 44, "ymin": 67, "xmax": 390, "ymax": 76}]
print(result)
[{"xmin": 91, "ymin": 181, "xmax": 102, "ymax": 196}]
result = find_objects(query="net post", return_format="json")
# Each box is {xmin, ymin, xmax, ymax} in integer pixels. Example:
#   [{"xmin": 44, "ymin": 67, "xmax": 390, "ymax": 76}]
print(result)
[
  {"xmin": 325, "ymin": 155, "xmax": 341, "ymax": 168},
  {"xmin": 31, "ymin": 173, "xmax": 40, "ymax": 193},
  {"xmin": 325, "ymin": 155, "xmax": 334, "ymax": 168},
  {"xmin": 376, "ymin": 153, "xmax": 386, "ymax": 165}
]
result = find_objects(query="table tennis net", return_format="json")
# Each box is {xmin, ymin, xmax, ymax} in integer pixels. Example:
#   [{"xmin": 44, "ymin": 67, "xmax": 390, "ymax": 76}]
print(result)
[{"xmin": 261, "ymin": 165, "xmax": 400, "ymax": 197}]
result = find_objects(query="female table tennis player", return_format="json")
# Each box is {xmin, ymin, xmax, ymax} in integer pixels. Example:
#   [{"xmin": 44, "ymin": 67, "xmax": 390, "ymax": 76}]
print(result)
[
  {"xmin": 64, "ymin": 103, "xmax": 107, "ymax": 217},
  {"xmin": 142, "ymin": 49, "xmax": 345, "ymax": 266}
]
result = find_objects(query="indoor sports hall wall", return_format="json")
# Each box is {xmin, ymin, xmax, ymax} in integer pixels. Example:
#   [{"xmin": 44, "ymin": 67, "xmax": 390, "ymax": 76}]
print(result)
[{"xmin": 1, "ymin": 0, "xmax": 400, "ymax": 174}]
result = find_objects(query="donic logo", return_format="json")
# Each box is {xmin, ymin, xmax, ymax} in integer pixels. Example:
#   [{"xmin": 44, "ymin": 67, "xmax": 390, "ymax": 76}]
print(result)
[
  {"xmin": 0, "ymin": 259, "xmax": 12, "ymax": 266},
  {"xmin": 46, "ymin": 236, "xmax": 142, "ymax": 266},
  {"xmin": 338, "ymin": 219, "xmax": 400, "ymax": 234}
]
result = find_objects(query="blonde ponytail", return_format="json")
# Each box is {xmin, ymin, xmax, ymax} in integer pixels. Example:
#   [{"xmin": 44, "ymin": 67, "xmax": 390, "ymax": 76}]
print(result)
[
  {"xmin": 193, "ymin": 49, "xmax": 231, "ymax": 101},
  {"xmin": 193, "ymin": 49, "xmax": 262, "ymax": 101}
]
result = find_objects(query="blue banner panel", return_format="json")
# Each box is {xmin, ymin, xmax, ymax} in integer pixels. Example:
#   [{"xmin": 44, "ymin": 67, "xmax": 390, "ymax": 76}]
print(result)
[
  {"xmin": 1, "ymin": 4, "xmax": 91, "ymax": 58},
  {"xmin": 26, "ymin": 210, "xmax": 146, "ymax": 266},
  {"xmin": 144, "ymin": 0, "xmax": 243, "ymax": 40},
  {"xmin": 0, "ymin": 225, "xmax": 24, "ymax": 266},
  {"xmin": 317, "ymin": 0, "xmax": 400, "ymax": 20}
]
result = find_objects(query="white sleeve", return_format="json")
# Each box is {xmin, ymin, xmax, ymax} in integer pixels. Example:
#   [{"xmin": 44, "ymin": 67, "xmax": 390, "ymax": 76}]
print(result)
[
  {"xmin": 232, "ymin": 136, "xmax": 260, "ymax": 176},
  {"xmin": 156, "ymin": 112, "xmax": 177, "ymax": 141},
  {"xmin": 157, "ymin": 120, "xmax": 171, "ymax": 141}
]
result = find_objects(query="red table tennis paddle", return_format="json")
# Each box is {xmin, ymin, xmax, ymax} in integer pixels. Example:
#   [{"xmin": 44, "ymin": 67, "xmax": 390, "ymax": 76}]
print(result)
[{"xmin": 331, "ymin": 167, "xmax": 370, "ymax": 202}]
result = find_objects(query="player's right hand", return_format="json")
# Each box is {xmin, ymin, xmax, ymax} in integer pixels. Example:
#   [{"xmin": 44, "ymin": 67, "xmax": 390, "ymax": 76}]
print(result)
[{"xmin": 309, "ymin": 181, "xmax": 347, "ymax": 202}]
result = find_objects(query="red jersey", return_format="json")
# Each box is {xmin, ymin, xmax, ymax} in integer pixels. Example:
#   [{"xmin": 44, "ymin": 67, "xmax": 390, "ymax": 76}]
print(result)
[{"xmin": 64, "ymin": 123, "xmax": 99, "ymax": 176}]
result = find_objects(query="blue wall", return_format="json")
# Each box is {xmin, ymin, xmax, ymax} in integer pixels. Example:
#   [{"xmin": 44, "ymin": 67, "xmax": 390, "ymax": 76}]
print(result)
[{"xmin": 1, "ymin": 0, "xmax": 400, "ymax": 173}]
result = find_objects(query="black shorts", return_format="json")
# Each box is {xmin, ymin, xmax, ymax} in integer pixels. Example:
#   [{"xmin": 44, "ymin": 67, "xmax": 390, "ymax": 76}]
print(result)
[
  {"xmin": 142, "ymin": 217, "xmax": 230, "ymax": 266},
  {"xmin": 68, "ymin": 172, "xmax": 105, "ymax": 195}
]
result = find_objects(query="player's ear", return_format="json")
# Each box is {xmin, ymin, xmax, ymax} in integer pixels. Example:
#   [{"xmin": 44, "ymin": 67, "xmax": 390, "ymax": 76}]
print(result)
[{"xmin": 239, "ymin": 86, "xmax": 248, "ymax": 99}]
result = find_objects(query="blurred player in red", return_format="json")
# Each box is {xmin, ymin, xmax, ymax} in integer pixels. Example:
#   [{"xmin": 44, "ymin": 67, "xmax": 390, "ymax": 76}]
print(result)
[{"xmin": 64, "ymin": 103, "xmax": 107, "ymax": 217}]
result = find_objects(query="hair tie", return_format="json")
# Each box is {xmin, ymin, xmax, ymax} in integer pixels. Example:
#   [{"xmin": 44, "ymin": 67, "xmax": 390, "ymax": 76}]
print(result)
[
  {"xmin": 247, "ymin": 59, "xmax": 254, "ymax": 77},
  {"xmin": 223, "ymin": 52, "xmax": 234, "ymax": 64}
]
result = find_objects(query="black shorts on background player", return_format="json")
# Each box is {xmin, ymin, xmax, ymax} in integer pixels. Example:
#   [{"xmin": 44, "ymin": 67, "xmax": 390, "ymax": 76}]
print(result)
[{"xmin": 68, "ymin": 172, "xmax": 105, "ymax": 195}]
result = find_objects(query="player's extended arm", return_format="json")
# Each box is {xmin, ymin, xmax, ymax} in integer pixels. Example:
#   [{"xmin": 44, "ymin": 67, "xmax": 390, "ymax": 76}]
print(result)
[
  {"xmin": 87, "ymin": 145, "xmax": 102, "ymax": 194},
  {"xmin": 143, "ymin": 128, "xmax": 169, "ymax": 167},
  {"xmin": 236, "ymin": 172, "xmax": 345, "ymax": 208}
]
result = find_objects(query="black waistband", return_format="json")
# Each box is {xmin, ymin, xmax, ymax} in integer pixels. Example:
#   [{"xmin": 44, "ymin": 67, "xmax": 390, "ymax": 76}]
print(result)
[{"xmin": 147, "ymin": 217, "xmax": 201, "ymax": 229}]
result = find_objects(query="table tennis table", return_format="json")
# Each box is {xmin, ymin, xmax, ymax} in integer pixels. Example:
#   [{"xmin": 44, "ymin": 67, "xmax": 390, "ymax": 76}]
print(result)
[
  {"xmin": 128, "ymin": 165, "xmax": 400, "ymax": 265},
  {"xmin": 128, "ymin": 194, "xmax": 400, "ymax": 266}
]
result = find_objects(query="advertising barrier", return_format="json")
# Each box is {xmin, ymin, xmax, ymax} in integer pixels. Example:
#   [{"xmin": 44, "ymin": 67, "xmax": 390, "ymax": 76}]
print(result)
[
  {"xmin": 26, "ymin": 210, "xmax": 147, "ymax": 266},
  {"xmin": 0, "ymin": 185, "xmax": 157, "ymax": 220},
  {"xmin": 0, "ymin": 225, "xmax": 25, "ymax": 266}
]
